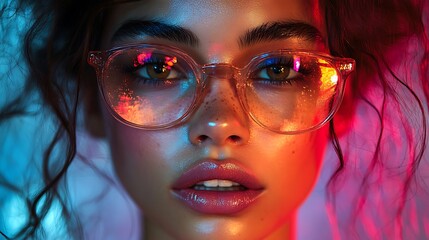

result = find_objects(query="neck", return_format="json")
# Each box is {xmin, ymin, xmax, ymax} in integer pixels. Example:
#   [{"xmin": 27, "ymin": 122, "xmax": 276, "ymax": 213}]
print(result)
[{"xmin": 141, "ymin": 214, "xmax": 296, "ymax": 240}]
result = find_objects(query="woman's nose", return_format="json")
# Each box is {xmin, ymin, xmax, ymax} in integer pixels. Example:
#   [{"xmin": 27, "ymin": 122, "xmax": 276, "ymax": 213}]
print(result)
[{"xmin": 187, "ymin": 76, "xmax": 250, "ymax": 146}]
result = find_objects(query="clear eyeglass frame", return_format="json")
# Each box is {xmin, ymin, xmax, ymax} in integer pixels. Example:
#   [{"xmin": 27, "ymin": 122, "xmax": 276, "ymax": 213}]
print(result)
[{"xmin": 88, "ymin": 43, "xmax": 355, "ymax": 135}]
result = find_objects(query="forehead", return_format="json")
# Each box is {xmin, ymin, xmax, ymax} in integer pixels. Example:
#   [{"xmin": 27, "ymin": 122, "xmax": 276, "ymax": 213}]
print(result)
[
  {"xmin": 104, "ymin": 0, "xmax": 324, "ymax": 39},
  {"xmin": 108, "ymin": 0, "xmax": 320, "ymax": 22},
  {"xmin": 102, "ymin": 0, "xmax": 326, "ymax": 62}
]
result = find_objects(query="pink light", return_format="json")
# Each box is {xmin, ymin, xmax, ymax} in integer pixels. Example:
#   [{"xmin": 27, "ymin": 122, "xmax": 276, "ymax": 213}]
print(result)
[
  {"xmin": 134, "ymin": 52, "xmax": 152, "ymax": 67},
  {"xmin": 294, "ymin": 56, "xmax": 301, "ymax": 72}
]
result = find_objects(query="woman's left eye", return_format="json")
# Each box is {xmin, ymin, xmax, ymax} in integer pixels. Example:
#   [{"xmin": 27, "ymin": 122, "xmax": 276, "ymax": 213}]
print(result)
[{"xmin": 255, "ymin": 64, "xmax": 299, "ymax": 82}]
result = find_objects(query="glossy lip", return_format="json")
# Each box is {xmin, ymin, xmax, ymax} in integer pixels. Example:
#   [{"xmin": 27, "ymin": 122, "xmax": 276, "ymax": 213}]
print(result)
[{"xmin": 171, "ymin": 160, "xmax": 264, "ymax": 215}]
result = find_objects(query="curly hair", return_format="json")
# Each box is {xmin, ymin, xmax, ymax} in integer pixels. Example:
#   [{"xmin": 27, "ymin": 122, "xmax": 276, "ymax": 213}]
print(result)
[
  {"xmin": 322, "ymin": 0, "xmax": 428, "ymax": 238},
  {"xmin": 0, "ymin": 0, "xmax": 428, "ymax": 239}
]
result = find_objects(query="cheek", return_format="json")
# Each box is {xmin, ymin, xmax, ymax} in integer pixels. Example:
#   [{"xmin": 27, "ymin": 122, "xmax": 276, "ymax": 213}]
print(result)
[
  {"xmin": 109, "ymin": 128, "xmax": 158, "ymax": 202},
  {"xmin": 252, "ymin": 126, "xmax": 327, "ymax": 216},
  {"xmin": 105, "ymin": 116, "xmax": 177, "ymax": 212}
]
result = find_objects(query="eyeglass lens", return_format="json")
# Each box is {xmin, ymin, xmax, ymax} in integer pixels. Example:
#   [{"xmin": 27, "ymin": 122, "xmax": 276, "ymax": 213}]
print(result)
[{"xmin": 104, "ymin": 48, "xmax": 198, "ymax": 126}]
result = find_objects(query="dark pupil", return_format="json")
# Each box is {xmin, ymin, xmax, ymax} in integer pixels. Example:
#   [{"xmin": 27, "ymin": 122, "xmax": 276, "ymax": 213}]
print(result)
[
  {"xmin": 147, "ymin": 63, "xmax": 170, "ymax": 79},
  {"xmin": 152, "ymin": 64, "xmax": 166, "ymax": 74},
  {"xmin": 271, "ymin": 65, "xmax": 285, "ymax": 74},
  {"xmin": 267, "ymin": 65, "xmax": 290, "ymax": 81}
]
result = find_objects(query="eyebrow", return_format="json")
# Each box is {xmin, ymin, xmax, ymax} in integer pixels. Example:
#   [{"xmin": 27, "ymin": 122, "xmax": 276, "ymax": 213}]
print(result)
[
  {"xmin": 111, "ymin": 20, "xmax": 199, "ymax": 47},
  {"xmin": 238, "ymin": 21, "xmax": 324, "ymax": 48}
]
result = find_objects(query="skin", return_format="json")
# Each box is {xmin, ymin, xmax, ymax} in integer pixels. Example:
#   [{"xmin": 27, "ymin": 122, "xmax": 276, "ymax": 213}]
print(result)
[{"xmin": 90, "ymin": 0, "xmax": 330, "ymax": 239}]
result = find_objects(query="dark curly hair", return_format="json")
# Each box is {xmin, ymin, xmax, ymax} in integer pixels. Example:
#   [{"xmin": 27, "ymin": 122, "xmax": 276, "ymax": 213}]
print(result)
[{"xmin": 0, "ymin": 0, "xmax": 428, "ymax": 239}]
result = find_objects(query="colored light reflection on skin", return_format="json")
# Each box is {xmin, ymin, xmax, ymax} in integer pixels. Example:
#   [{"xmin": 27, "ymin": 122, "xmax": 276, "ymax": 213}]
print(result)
[
  {"xmin": 194, "ymin": 221, "xmax": 243, "ymax": 237},
  {"xmin": 208, "ymin": 121, "xmax": 228, "ymax": 127},
  {"xmin": 225, "ymin": 222, "xmax": 244, "ymax": 237},
  {"xmin": 280, "ymin": 120, "xmax": 300, "ymax": 132}
]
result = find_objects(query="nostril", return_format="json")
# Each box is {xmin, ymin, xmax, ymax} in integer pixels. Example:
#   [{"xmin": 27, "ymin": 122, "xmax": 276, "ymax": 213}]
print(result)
[
  {"xmin": 194, "ymin": 134, "xmax": 242, "ymax": 145},
  {"xmin": 228, "ymin": 135, "xmax": 242, "ymax": 144},
  {"xmin": 196, "ymin": 135, "xmax": 209, "ymax": 143}
]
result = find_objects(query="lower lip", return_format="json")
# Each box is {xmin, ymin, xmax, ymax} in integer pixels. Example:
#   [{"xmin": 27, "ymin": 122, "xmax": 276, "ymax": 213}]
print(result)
[{"xmin": 172, "ymin": 189, "xmax": 263, "ymax": 215}]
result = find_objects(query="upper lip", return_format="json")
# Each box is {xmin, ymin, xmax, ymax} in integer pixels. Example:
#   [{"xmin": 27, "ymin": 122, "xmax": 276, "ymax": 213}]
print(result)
[{"xmin": 171, "ymin": 160, "xmax": 264, "ymax": 190}]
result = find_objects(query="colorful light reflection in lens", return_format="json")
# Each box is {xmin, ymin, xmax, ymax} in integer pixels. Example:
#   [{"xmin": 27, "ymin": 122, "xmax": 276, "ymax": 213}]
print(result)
[
  {"xmin": 164, "ymin": 56, "xmax": 177, "ymax": 70},
  {"xmin": 114, "ymin": 93, "xmax": 155, "ymax": 125},
  {"xmin": 293, "ymin": 56, "xmax": 301, "ymax": 72},
  {"xmin": 134, "ymin": 52, "xmax": 152, "ymax": 67}
]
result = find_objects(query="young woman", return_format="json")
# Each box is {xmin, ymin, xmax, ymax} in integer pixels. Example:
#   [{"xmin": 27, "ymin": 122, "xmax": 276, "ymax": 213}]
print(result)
[{"xmin": 0, "ymin": 0, "xmax": 428, "ymax": 239}]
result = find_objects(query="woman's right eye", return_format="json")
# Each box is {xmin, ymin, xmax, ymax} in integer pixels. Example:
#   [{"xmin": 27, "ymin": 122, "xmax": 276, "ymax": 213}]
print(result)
[
  {"xmin": 248, "ymin": 56, "xmax": 305, "ymax": 86},
  {"xmin": 135, "ymin": 63, "xmax": 181, "ymax": 80}
]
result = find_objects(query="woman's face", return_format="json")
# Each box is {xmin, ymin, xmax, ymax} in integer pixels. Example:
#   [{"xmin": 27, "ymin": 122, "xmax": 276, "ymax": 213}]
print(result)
[{"xmin": 98, "ymin": 0, "xmax": 328, "ymax": 239}]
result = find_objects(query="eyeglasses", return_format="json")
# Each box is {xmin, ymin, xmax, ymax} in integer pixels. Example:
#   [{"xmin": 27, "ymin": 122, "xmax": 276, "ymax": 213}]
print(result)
[{"xmin": 88, "ymin": 44, "xmax": 355, "ymax": 134}]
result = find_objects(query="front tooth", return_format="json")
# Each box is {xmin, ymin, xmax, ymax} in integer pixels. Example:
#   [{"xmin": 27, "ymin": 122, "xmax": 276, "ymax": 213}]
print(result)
[
  {"xmin": 203, "ymin": 179, "xmax": 219, "ymax": 187},
  {"xmin": 218, "ymin": 180, "xmax": 234, "ymax": 187},
  {"xmin": 200, "ymin": 179, "xmax": 240, "ymax": 187}
]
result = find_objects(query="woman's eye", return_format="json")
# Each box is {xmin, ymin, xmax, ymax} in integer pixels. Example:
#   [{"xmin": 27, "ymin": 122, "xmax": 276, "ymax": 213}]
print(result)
[
  {"xmin": 266, "ymin": 65, "xmax": 290, "ymax": 81},
  {"xmin": 256, "ymin": 64, "xmax": 299, "ymax": 82},
  {"xmin": 136, "ymin": 63, "xmax": 179, "ymax": 80}
]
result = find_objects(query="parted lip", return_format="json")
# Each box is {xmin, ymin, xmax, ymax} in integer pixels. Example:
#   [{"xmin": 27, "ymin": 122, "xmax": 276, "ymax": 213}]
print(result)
[{"xmin": 171, "ymin": 160, "xmax": 264, "ymax": 190}]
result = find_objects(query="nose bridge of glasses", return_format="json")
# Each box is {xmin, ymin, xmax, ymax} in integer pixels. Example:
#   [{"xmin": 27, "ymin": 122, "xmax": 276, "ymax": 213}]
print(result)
[
  {"xmin": 197, "ymin": 63, "xmax": 246, "ymax": 122},
  {"xmin": 201, "ymin": 63, "xmax": 240, "ymax": 80},
  {"xmin": 199, "ymin": 63, "xmax": 243, "ymax": 103}
]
